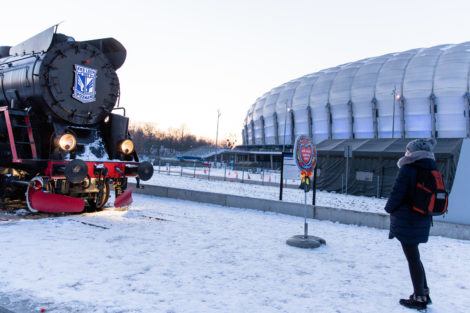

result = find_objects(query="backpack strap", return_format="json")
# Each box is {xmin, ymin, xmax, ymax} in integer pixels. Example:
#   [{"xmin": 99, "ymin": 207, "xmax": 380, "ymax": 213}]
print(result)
[
  {"xmin": 409, "ymin": 164, "xmax": 432, "ymax": 184},
  {"xmin": 408, "ymin": 165, "xmax": 429, "ymax": 212},
  {"xmin": 408, "ymin": 164, "xmax": 425, "ymax": 191}
]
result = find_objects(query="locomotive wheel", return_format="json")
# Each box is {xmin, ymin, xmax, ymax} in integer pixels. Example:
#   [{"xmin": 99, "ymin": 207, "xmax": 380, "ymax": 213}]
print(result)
[{"xmin": 86, "ymin": 182, "xmax": 110, "ymax": 212}]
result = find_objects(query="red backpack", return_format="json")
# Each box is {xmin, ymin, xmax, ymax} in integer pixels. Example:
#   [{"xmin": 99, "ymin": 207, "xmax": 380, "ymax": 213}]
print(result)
[{"xmin": 412, "ymin": 168, "xmax": 448, "ymax": 216}]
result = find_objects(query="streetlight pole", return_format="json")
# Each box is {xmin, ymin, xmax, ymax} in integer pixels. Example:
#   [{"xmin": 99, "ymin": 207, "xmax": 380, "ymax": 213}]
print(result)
[{"xmin": 215, "ymin": 109, "xmax": 221, "ymax": 164}]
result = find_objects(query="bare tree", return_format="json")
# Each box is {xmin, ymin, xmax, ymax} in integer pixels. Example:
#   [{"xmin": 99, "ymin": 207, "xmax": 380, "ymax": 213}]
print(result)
[
  {"xmin": 129, "ymin": 122, "xmax": 214, "ymax": 157},
  {"xmin": 221, "ymin": 132, "xmax": 238, "ymax": 149}
]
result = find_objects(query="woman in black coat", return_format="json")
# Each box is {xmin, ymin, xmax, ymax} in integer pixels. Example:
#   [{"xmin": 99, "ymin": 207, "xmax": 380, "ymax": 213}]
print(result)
[{"xmin": 384, "ymin": 138, "xmax": 436, "ymax": 310}]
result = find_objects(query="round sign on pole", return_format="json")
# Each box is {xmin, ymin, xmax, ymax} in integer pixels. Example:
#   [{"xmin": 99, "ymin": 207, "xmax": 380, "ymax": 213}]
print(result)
[
  {"xmin": 294, "ymin": 135, "xmax": 317, "ymax": 171},
  {"xmin": 286, "ymin": 135, "xmax": 325, "ymax": 249},
  {"xmin": 294, "ymin": 135, "xmax": 317, "ymax": 193}
]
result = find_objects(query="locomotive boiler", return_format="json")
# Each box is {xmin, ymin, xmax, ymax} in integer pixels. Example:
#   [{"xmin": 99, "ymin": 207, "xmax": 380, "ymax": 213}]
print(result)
[{"xmin": 0, "ymin": 26, "xmax": 153, "ymax": 213}]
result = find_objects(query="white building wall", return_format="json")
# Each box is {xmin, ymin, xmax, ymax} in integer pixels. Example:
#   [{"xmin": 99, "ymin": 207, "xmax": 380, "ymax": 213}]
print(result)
[
  {"xmin": 310, "ymin": 68, "xmax": 341, "ymax": 143},
  {"xmin": 402, "ymin": 45, "xmax": 447, "ymax": 138},
  {"xmin": 275, "ymin": 80, "xmax": 301, "ymax": 146},
  {"xmin": 292, "ymin": 74, "xmax": 318, "ymax": 138},
  {"xmin": 252, "ymin": 97, "xmax": 266, "ymax": 144},
  {"xmin": 329, "ymin": 62, "xmax": 365, "ymax": 139},
  {"xmin": 245, "ymin": 105, "xmax": 254, "ymax": 144},
  {"xmin": 373, "ymin": 49, "xmax": 420, "ymax": 138},
  {"xmin": 262, "ymin": 88, "xmax": 282, "ymax": 145},
  {"xmin": 434, "ymin": 44, "xmax": 470, "ymax": 138},
  {"xmin": 350, "ymin": 55, "xmax": 392, "ymax": 138}
]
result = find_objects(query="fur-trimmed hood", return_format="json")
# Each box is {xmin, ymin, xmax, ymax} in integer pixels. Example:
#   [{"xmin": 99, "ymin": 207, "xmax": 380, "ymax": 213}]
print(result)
[{"xmin": 397, "ymin": 151, "xmax": 435, "ymax": 168}]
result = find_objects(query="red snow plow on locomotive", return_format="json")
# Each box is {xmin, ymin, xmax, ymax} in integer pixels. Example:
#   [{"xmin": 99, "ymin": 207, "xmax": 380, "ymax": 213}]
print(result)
[{"xmin": 0, "ymin": 26, "xmax": 153, "ymax": 213}]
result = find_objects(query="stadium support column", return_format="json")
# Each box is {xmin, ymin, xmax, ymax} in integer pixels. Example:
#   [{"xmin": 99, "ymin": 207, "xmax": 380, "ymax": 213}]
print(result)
[
  {"xmin": 251, "ymin": 120, "xmax": 255, "ymax": 145},
  {"xmin": 347, "ymin": 100, "xmax": 354, "ymax": 139},
  {"xmin": 465, "ymin": 92, "xmax": 470, "ymax": 137},
  {"xmin": 273, "ymin": 112, "xmax": 279, "ymax": 145},
  {"xmin": 371, "ymin": 97, "xmax": 378, "ymax": 138},
  {"xmin": 261, "ymin": 116, "xmax": 266, "ymax": 145},
  {"xmin": 246, "ymin": 126, "xmax": 249, "ymax": 144},
  {"xmin": 307, "ymin": 106, "xmax": 313, "ymax": 139},
  {"xmin": 283, "ymin": 102, "xmax": 292, "ymax": 152},
  {"xmin": 399, "ymin": 96, "xmax": 406, "ymax": 138},
  {"xmin": 326, "ymin": 102, "xmax": 332, "ymax": 140},
  {"xmin": 392, "ymin": 87, "xmax": 397, "ymax": 138},
  {"xmin": 429, "ymin": 93, "xmax": 437, "ymax": 138},
  {"xmin": 290, "ymin": 110, "xmax": 295, "ymax": 146}
]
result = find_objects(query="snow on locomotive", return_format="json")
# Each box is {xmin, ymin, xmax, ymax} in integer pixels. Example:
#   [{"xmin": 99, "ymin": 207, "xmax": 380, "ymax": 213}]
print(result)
[{"xmin": 0, "ymin": 26, "xmax": 153, "ymax": 213}]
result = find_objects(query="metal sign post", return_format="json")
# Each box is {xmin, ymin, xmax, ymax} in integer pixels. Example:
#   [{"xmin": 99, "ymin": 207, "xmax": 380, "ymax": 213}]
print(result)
[
  {"xmin": 279, "ymin": 152, "xmax": 285, "ymax": 200},
  {"xmin": 312, "ymin": 166, "xmax": 317, "ymax": 206},
  {"xmin": 286, "ymin": 135, "xmax": 326, "ymax": 249},
  {"xmin": 344, "ymin": 145, "xmax": 352, "ymax": 195},
  {"xmin": 304, "ymin": 191, "xmax": 308, "ymax": 237}
]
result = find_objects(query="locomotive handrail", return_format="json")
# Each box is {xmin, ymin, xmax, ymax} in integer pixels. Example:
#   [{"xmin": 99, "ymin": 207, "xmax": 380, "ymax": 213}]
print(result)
[
  {"xmin": 112, "ymin": 107, "xmax": 126, "ymax": 116},
  {"xmin": 0, "ymin": 106, "xmax": 37, "ymax": 162},
  {"xmin": 0, "ymin": 53, "xmax": 40, "ymax": 67}
]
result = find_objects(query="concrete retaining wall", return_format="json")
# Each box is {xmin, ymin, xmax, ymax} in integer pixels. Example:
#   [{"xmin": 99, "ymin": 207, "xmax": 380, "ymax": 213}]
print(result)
[{"xmin": 130, "ymin": 183, "xmax": 470, "ymax": 241}]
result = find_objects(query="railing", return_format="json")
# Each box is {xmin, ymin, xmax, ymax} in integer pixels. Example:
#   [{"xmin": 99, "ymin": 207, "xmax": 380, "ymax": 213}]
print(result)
[{"xmin": 153, "ymin": 160, "xmax": 302, "ymax": 188}]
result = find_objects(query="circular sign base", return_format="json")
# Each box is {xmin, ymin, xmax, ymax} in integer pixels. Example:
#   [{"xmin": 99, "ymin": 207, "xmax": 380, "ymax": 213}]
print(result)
[{"xmin": 286, "ymin": 235, "xmax": 326, "ymax": 249}]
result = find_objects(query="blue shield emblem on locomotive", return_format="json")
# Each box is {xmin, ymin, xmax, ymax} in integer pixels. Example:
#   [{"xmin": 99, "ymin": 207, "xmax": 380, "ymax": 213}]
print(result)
[{"xmin": 72, "ymin": 65, "xmax": 98, "ymax": 103}]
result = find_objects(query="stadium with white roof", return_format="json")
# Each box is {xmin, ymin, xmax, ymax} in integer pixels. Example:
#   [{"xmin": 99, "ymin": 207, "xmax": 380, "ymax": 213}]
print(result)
[{"xmin": 240, "ymin": 42, "xmax": 470, "ymax": 225}]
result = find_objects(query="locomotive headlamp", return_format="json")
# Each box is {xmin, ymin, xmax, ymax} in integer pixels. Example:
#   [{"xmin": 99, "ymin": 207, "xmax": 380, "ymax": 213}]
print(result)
[
  {"xmin": 57, "ymin": 133, "xmax": 77, "ymax": 151},
  {"xmin": 120, "ymin": 139, "xmax": 134, "ymax": 155}
]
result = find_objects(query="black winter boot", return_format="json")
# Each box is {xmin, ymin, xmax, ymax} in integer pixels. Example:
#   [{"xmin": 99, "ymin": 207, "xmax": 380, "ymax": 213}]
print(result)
[
  {"xmin": 407, "ymin": 288, "xmax": 432, "ymax": 306},
  {"xmin": 399, "ymin": 294, "xmax": 427, "ymax": 310},
  {"xmin": 424, "ymin": 288, "xmax": 432, "ymax": 305}
]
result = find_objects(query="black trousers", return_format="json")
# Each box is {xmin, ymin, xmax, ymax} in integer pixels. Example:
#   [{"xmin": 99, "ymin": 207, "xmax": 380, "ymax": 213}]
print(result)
[{"xmin": 400, "ymin": 242, "xmax": 428, "ymax": 296}]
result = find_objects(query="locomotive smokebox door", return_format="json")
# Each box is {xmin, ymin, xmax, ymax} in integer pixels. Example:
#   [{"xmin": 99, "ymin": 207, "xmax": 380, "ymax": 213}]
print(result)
[
  {"xmin": 40, "ymin": 41, "xmax": 120, "ymax": 125},
  {"xmin": 1, "ymin": 27, "xmax": 126, "ymax": 127}
]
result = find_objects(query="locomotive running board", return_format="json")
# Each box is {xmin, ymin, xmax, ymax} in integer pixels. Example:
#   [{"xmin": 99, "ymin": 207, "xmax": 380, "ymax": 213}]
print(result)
[
  {"xmin": 28, "ymin": 189, "xmax": 85, "ymax": 213},
  {"xmin": 114, "ymin": 188, "xmax": 133, "ymax": 207}
]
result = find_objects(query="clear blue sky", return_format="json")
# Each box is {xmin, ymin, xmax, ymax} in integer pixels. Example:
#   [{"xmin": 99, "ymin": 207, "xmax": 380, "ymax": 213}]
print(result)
[{"xmin": 3, "ymin": 0, "xmax": 470, "ymax": 143}]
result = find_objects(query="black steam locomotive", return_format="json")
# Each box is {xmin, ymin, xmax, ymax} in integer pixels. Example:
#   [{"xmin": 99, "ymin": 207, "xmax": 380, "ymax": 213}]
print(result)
[{"xmin": 0, "ymin": 26, "xmax": 153, "ymax": 213}]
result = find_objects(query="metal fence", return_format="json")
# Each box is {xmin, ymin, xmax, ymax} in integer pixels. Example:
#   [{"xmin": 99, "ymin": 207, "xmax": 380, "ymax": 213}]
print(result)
[
  {"xmin": 153, "ymin": 160, "xmax": 385, "ymax": 196},
  {"xmin": 154, "ymin": 160, "xmax": 302, "ymax": 188}
]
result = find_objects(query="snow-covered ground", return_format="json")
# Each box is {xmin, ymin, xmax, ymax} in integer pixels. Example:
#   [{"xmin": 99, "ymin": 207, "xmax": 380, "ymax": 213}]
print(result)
[
  {"xmin": 1, "ymin": 194, "xmax": 469, "ymax": 313},
  {"xmin": 146, "ymin": 170, "xmax": 388, "ymax": 214}
]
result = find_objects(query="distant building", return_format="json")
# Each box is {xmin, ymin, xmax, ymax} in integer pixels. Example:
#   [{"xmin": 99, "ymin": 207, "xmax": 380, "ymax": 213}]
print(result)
[{"xmin": 241, "ymin": 42, "xmax": 470, "ymax": 225}]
